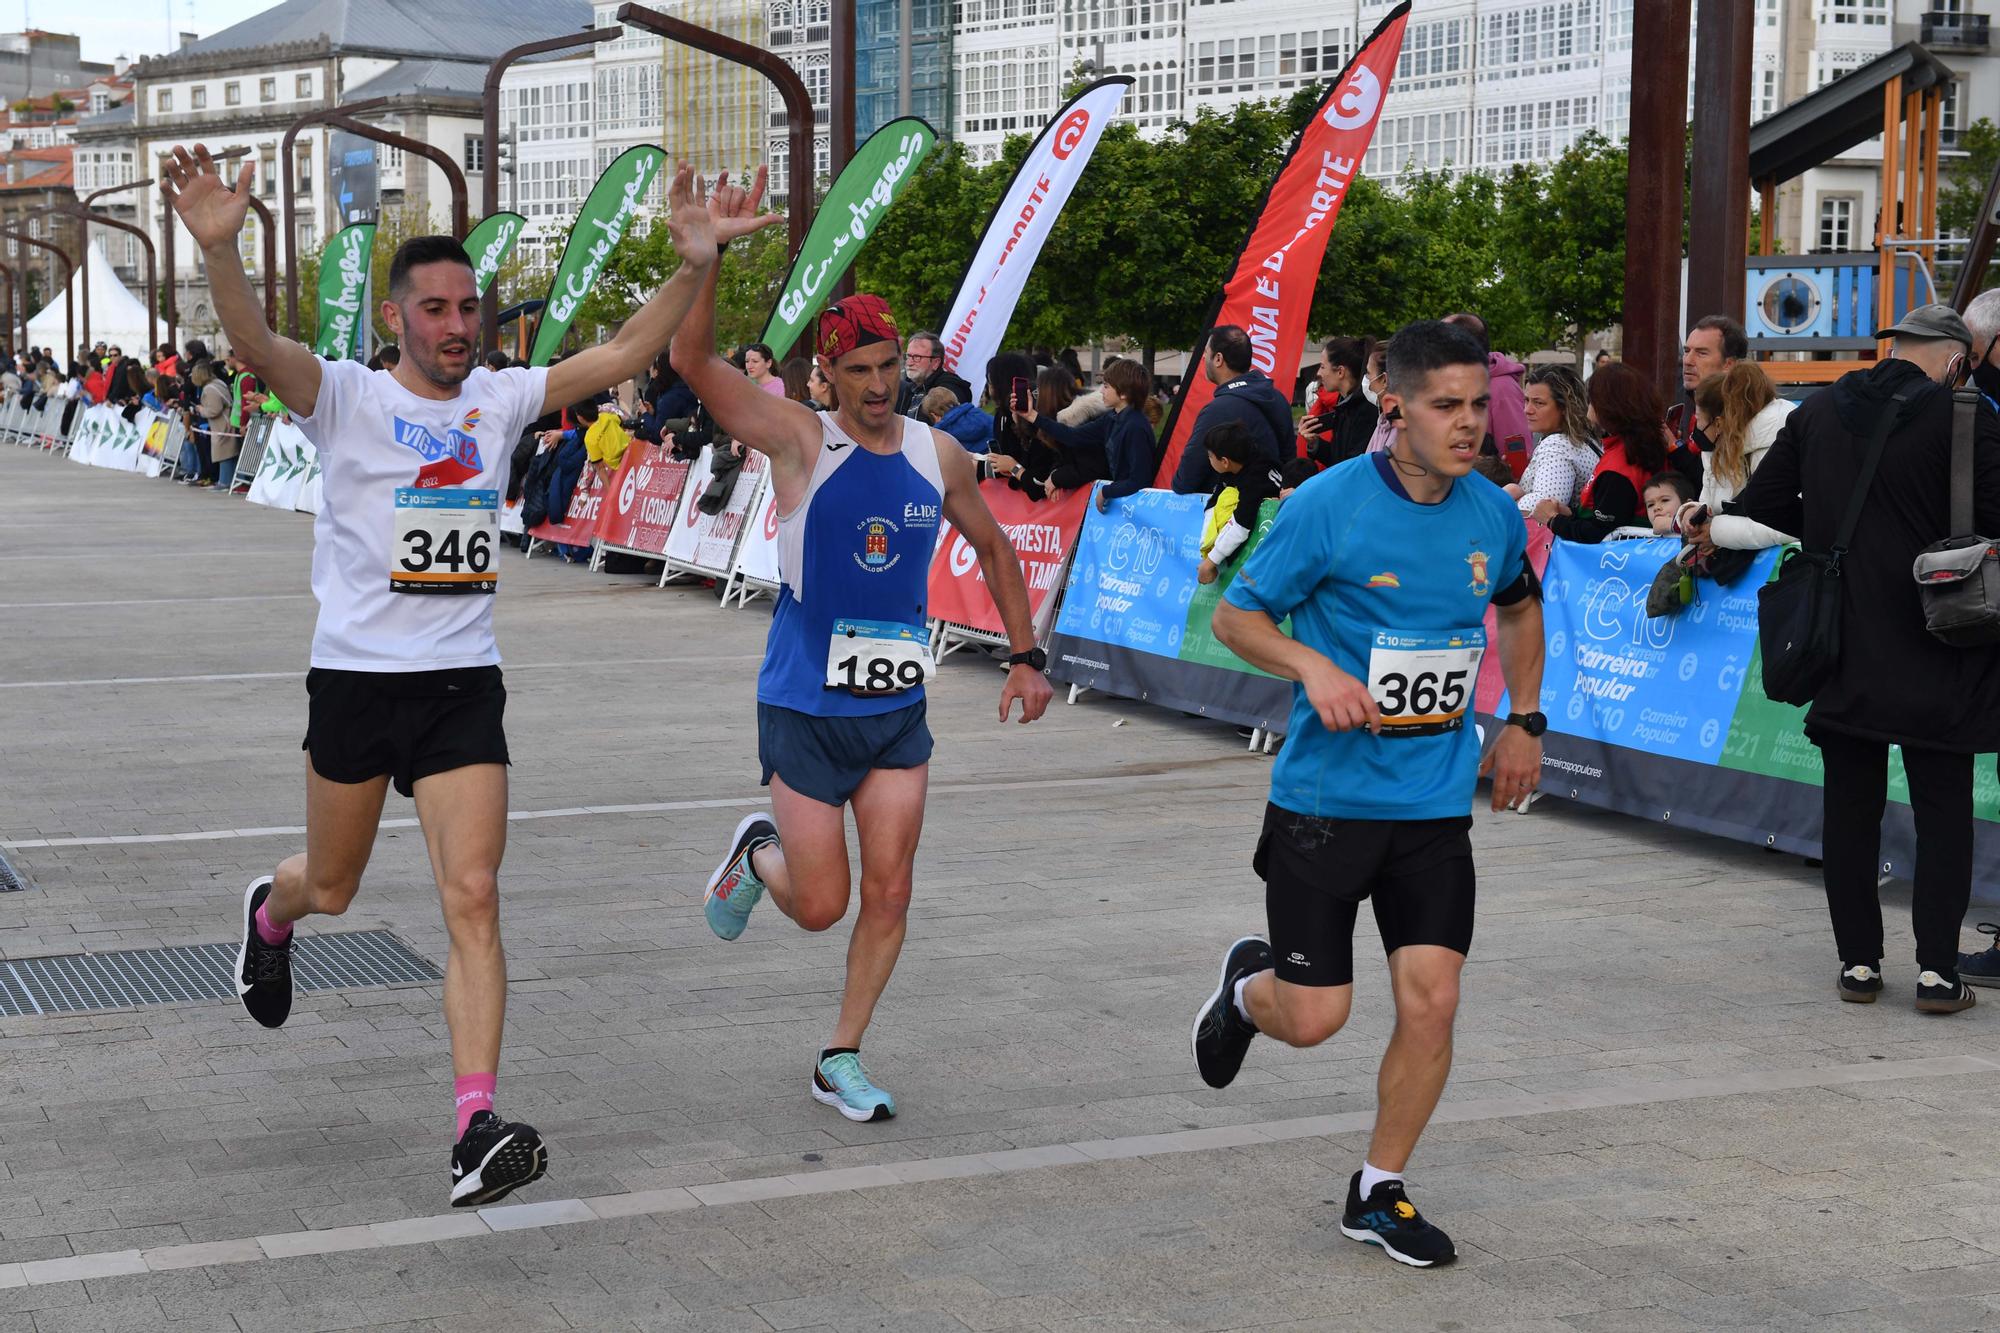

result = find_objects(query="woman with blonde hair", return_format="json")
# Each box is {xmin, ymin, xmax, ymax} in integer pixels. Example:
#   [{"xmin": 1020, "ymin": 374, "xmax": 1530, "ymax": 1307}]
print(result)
[
  {"xmin": 1509, "ymin": 364, "xmax": 1598, "ymax": 515},
  {"xmin": 1687, "ymin": 361, "xmax": 1795, "ymax": 549}
]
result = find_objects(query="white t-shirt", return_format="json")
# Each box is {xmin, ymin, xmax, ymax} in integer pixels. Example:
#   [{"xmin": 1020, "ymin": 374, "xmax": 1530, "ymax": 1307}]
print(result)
[{"xmin": 293, "ymin": 357, "xmax": 549, "ymax": 672}]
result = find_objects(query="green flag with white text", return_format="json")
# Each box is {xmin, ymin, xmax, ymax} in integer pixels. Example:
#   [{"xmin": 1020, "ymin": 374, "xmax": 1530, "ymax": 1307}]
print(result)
[
  {"xmin": 464, "ymin": 211, "xmax": 526, "ymax": 297},
  {"xmin": 530, "ymin": 146, "xmax": 667, "ymax": 366},
  {"xmin": 761, "ymin": 117, "xmax": 936, "ymax": 360},
  {"xmin": 313, "ymin": 222, "xmax": 377, "ymax": 360}
]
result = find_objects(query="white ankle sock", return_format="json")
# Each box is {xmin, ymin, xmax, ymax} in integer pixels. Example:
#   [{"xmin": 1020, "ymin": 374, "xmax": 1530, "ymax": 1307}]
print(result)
[
  {"xmin": 1232, "ymin": 975, "xmax": 1255, "ymax": 1026},
  {"xmin": 1358, "ymin": 1162, "xmax": 1402, "ymax": 1198}
]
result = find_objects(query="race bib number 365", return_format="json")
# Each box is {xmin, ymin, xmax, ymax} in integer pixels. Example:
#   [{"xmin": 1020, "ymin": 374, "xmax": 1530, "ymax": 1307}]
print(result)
[
  {"xmin": 392, "ymin": 487, "xmax": 498, "ymax": 595},
  {"xmin": 1366, "ymin": 627, "xmax": 1484, "ymax": 738},
  {"xmin": 826, "ymin": 618, "xmax": 936, "ymax": 693}
]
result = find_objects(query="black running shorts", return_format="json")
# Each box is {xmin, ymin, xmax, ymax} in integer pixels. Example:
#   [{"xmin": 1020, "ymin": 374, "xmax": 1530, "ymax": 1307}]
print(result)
[
  {"xmin": 1254, "ymin": 803, "xmax": 1475, "ymax": 987},
  {"xmin": 303, "ymin": 666, "xmax": 509, "ymax": 798}
]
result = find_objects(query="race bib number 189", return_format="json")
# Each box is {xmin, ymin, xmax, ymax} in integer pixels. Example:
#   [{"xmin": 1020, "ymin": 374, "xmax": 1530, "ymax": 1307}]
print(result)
[
  {"xmin": 1365, "ymin": 627, "xmax": 1484, "ymax": 738},
  {"xmin": 391, "ymin": 487, "xmax": 498, "ymax": 594},
  {"xmin": 826, "ymin": 619, "xmax": 936, "ymax": 693}
]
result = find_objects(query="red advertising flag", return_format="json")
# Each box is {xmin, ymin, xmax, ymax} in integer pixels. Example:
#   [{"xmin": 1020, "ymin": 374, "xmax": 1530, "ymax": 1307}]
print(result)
[
  {"xmin": 528, "ymin": 470, "xmax": 611, "ymax": 549},
  {"xmin": 1152, "ymin": 2, "xmax": 1409, "ymax": 487},
  {"xmin": 927, "ymin": 479, "xmax": 1092, "ymax": 635},
  {"xmin": 595, "ymin": 441, "xmax": 693, "ymax": 556}
]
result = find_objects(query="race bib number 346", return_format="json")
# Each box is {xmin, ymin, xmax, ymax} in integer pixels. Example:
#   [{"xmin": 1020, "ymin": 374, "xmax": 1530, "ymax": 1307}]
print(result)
[
  {"xmin": 1366, "ymin": 627, "xmax": 1484, "ymax": 738},
  {"xmin": 826, "ymin": 618, "xmax": 936, "ymax": 693},
  {"xmin": 392, "ymin": 487, "xmax": 498, "ymax": 595}
]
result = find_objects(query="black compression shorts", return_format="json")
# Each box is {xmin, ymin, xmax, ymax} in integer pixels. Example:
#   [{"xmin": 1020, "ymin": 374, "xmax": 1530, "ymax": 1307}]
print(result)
[{"xmin": 1253, "ymin": 803, "xmax": 1475, "ymax": 987}]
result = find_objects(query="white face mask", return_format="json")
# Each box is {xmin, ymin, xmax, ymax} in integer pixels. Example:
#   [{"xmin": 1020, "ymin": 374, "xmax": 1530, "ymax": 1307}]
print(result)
[{"xmin": 1360, "ymin": 376, "xmax": 1381, "ymax": 408}]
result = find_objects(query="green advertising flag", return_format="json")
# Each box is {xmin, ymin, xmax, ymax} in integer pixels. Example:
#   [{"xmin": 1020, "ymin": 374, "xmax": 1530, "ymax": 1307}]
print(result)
[
  {"xmin": 761, "ymin": 117, "xmax": 936, "ymax": 360},
  {"xmin": 464, "ymin": 211, "xmax": 526, "ymax": 297},
  {"xmin": 530, "ymin": 146, "xmax": 667, "ymax": 366},
  {"xmin": 313, "ymin": 222, "xmax": 378, "ymax": 360}
]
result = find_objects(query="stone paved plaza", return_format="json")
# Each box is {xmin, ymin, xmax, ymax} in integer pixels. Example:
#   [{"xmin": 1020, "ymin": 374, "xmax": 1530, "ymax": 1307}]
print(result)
[{"xmin": 6, "ymin": 445, "xmax": 2000, "ymax": 1332}]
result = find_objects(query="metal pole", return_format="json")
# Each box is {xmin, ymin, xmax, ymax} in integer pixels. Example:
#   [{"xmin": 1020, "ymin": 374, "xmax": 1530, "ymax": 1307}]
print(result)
[
  {"xmin": 161, "ymin": 196, "xmax": 177, "ymax": 358},
  {"xmin": 1877, "ymin": 76, "xmax": 1902, "ymax": 360},
  {"xmin": 1686, "ymin": 0, "xmax": 1753, "ymax": 334},
  {"xmin": 72, "ymin": 207, "xmax": 159, "ymax": 363},
  {"xmin": 246, "ymin": 194, "xmax": 278, "ymax": 328},
  {"xmin": 2, "ymin": 229, "xmax": 72, "ymax": 367},
  {"xmin": 279, "ymin": 97, "xmax": 394, "ymax": 338},
  {"xmin": 1621, "ymin": 0, "xmax": 1691, "ymax": 395},
  {"xmin": 81, "ymin": 179, "xmax": 157, "ymax": 359},
  {"xmin": 615, "ymin": 3, "xmax": 815, "ymax": 252},
  {"xmin": 898, "ymin": 0, "xmax": 912, "ymax": 119},
  {"xmin": 323, "ymin": 113, "xmax": 469, "ymax": 237},
  {"xmin": 481, "ymin": 27, "xmax": 621, "ymax": 351},
  {"xmin": 829, "ymin": 0, "xmax": 857, "ymax": 302},
  {"xmin": 1950, "ymin": 155, "xmax": 2000, "ymax": 312}
]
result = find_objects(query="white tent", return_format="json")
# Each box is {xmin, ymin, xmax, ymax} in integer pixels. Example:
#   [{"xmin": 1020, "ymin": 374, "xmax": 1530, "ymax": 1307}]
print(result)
[{"xmin": 26, "ymin": 245, "xmax": 155, "ymax": 357}]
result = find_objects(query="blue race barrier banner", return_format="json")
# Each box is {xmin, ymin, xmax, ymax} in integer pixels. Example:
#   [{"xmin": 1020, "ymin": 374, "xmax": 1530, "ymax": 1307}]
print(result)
[
  {"xmin": 1047, "ymin": 487, "xmax": 1292, "ymax": 728},
  {"xmin": 1515, "ymin": 536, "xmax": 2000, "ymax": 899}
]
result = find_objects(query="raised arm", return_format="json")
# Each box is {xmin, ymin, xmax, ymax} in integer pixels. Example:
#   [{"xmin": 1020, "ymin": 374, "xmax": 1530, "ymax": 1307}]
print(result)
[
  {"xmin": 162, "ymin": 145, "xmax": 320, "ymax": 412},
  {"xmin": 542, "ymin": 165, "xmax": 736, "ymax": 418},
  {"xmin": 667, "ymin": 172, "xmax": 820, "ymax": 479}
]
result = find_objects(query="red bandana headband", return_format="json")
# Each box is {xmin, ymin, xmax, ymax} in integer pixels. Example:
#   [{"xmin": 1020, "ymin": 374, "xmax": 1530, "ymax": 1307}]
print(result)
[{"xmin": 816, "ymin": 294, "xmax": 900, "ymax": 361}]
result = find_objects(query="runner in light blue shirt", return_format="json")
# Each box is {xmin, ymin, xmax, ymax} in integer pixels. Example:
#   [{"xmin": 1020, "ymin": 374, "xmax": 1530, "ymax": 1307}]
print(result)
[{"xmin": 1190, "ymin": 320, "xmax": 1548, "ymax": 1270}]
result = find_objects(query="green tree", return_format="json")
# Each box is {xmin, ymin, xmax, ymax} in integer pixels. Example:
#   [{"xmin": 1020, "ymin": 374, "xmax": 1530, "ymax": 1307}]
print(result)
[
  {"xmin": 854, "ymin": 140, "xmax": 1003, "ymax": 334},
  {"xmin": 1943, "ymin": 117, "xmax": 2000, "ymax": 294},
  {"xmin": 1494, "ymin": 133, "xmax": 1629, "ymax": 362}
]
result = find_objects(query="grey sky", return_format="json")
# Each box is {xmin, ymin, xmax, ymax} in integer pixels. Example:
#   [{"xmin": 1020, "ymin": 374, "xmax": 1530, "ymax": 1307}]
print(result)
[{"xmin": 18, "ymin": 0, "xmax": 275, "ymax": 67}]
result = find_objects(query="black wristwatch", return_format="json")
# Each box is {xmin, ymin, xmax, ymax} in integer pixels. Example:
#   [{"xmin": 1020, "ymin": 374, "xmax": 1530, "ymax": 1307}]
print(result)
[
  {"xmin": 1506, "ymin": 711, "xmax": 1548, "ymax": 737},
  {"xmin": 1008, "ymin": 648, "xmax": 1048, "ymax": 671}
]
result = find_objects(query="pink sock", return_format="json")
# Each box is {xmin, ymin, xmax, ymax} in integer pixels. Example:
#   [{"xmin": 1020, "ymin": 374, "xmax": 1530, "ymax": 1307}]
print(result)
[
  {"xmin": 454, "ymin": 1074, "xmax": 496, "ymax": 1137},
  {"xmin": 254, "ymin": 902, "xmax": 292, "ymax": 945}
]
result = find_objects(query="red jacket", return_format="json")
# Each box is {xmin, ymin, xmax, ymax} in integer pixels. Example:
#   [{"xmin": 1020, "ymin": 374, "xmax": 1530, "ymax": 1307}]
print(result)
[{"xmin": 1298, "ymin": 386, "xmax": 1338, "ymax": 458}]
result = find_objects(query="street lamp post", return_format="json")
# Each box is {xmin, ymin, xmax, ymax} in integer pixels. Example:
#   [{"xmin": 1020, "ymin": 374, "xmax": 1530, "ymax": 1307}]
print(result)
[
  {"xmin": 279, "ymin": 97, "xmax": 392, "ymax": 338},
  {"xmin": 322, "ymin": 112, "xmax": 469, "ymax": 237},
  {"xmin": 1, "ymin": 226, "xmax": 73, "ymax": 364},
  {"xmin": 613, "ymin": 3, "xmax": 815, "ymax": 252},
  {"xmin": 79, "ymin": 179, "xmax": 157, "ymax": 364},
  {"xmin": 13, "ymin": 204, "xmax": 80, "ymax": 351},
  {"xmin": 203, "ymin": 147, "xmax": 278, "ymax": 333},
  {"xmin": 481, "ymin": 26, "xmax": 621, "ymax": 351}
]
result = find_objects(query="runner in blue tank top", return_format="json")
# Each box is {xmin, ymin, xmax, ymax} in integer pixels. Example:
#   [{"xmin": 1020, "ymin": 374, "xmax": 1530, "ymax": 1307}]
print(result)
[
  {"xmin": 671, "ymin": 176, "xmax": 1053, "ymax": 1122},
  {"xmin": 1190, "ymin": 322, "xmax": 1547, "ymax": 1270}
]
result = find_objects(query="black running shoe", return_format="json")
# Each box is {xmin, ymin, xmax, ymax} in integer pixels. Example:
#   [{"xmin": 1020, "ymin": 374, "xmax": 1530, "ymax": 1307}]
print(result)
[
  {"xmin": 234, "ymin": 876, "xmax": 293, "ymax": 1028},
  {"xmin": 450, "ymin": 1110, "xmax": 548, "ymax": 1207},
  {"xmin": 1191, "ymin": 935, "xmax": 1271, "ymax": 1089},
  {"xmin": 1959, "ymin": 923, "xmax": 2000, "ymax": 990},
  {"xmin": 1916, "ymin": 969, "xmax": 1977, "ymax": 1015},
  {"xmin": 1340, "ymin": 1172, "xmax": 1457, "ymax": 1268},
  {"xmin": 1838, "ymin": 962, "xmax": 1882, "ymax": 1003}
]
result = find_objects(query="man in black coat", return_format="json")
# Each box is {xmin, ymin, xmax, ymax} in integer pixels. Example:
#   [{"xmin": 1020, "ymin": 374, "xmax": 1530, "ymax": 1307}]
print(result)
[
  {"xmin": 1171, "ymin": 324, "xmax": 1293, "ymax": 494},
  {"xmin": 1696, "ymin": 304, "xmax": 2000, "ymax": 1013},
  {"xmin": 895, "ymin": 330, "xmax": 974, "ymax": 416}
]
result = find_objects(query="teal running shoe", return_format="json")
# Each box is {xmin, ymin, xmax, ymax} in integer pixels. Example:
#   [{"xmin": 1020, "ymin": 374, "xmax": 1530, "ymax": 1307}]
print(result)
[
  {"xmin": 811, "ymin": 1051, "xmax": 896, "ymax": 1122},
  {"xmin": 705, "ymin": 813, "xmax": 776, "ymax": 941}
]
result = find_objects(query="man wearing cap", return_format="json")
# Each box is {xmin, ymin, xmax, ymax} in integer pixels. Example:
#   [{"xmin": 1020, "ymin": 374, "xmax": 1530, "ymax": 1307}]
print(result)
[
  {"xmin": 670, "ymin": 175, "xmax": 1054, "ymax": 1121},
  {"xmin": 1694, "ymin": 303, "xmax": 2000, "ymax": 1014}
]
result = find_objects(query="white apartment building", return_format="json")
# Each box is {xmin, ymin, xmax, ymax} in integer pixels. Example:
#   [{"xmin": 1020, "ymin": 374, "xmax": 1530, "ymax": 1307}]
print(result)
[{"xmin": 70, "ymin": 0, "xmax": 592, "ymax": 339}]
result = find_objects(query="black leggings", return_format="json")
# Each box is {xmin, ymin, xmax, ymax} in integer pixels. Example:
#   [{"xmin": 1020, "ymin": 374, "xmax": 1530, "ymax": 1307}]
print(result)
[{"xmin": 1817, "ymin": 732, "xmax": 1973, "ymax": 975}]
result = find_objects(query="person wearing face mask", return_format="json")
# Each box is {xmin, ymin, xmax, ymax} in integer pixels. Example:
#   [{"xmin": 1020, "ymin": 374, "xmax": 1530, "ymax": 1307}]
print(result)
[
  {"xmin": 1695, "ymin": 304, "xmax": 2000, "ymax": 1015},
  {"xmin": 1362, "ymin": 344, "xmax": 1396, "ymax": 455},
  {"xmin": 1298, "ymin": 337, "xmax": 1378, "ymax": 467},
  {"xmin": 1962, "ymin": 288, "xmax": 2000, "ymax": 413}
]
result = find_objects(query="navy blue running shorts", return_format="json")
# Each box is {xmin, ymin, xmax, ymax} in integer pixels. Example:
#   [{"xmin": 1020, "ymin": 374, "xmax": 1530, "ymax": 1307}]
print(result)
[
  {"xmin": 757, "ymin": 699, "xmax": 934, "ymax": 807},
  {"xmin": 1253, "ymin": 802, "xmax": 1475, "ymax": 987}
]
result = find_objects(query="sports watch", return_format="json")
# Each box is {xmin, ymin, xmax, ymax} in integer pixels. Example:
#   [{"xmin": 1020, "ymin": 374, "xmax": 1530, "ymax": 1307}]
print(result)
[
  {"xmin": 1008, "ymin": 648, "xmax": 1048, "ymax": 671},
  {"xmin": 1505, "ymin": 711, "xmax": 1548, "ymax": 737}
]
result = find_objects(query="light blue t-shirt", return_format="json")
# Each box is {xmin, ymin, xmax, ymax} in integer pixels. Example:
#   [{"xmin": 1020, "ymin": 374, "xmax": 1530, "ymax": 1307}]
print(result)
[{"xmin": 1223, "ymin": 455, "xmax": 1528, "ymax": 820}]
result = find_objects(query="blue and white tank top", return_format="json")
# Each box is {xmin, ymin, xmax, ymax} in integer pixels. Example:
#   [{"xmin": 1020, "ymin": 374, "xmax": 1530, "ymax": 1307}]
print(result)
[{"xmin": 759, "ymin": 414, "xmax": 946, "ymax": 717}]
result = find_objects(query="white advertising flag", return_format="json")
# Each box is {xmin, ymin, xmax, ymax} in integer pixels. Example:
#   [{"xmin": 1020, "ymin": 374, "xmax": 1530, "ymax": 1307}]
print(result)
[{"xmin": 936, "ymin": 77, "xmax": 1132, "ymax": 383}]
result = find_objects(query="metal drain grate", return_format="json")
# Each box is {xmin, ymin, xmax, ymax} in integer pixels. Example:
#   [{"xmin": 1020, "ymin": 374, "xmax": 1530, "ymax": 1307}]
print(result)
[
  {"xmin": 0, "ymin": 931, "xmax": 441, "ymax": 1017},
  {"xmin": 0, "ymin": 849, "xmax": 29, "ymax": 893}
]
